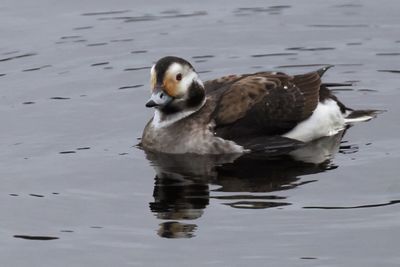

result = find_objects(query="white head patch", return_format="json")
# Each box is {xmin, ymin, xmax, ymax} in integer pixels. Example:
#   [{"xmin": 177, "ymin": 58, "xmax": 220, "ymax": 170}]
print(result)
[{"xmin": 150, "ymin": 65, "xmax": 156, "ymax": 89}]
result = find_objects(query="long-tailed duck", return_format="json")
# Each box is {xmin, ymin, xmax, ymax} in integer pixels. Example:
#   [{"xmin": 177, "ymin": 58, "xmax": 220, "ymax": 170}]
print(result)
[{"xmin": 141, "ymin": 56, "xmax": 376, "ymax": 154}]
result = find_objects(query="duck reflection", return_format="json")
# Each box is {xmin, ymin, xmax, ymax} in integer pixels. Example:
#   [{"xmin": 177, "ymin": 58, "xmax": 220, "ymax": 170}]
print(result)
[{"xmin": 146, "ymin": 131, "xmax": 345, "ymax": 238}]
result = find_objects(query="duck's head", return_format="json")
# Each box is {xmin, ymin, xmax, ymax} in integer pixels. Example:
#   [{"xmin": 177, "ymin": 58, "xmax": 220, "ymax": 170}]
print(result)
[{"xmin": 146, "ymin": 56, "xmax": 205, "ymax": 114}]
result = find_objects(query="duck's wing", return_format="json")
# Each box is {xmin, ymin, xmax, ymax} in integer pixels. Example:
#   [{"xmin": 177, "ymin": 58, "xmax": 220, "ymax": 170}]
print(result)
[
  {"xmin": 204, "ymin": 74, "xmax": 245, "ymax": 94},
  {"xmin": 212, "ymin": 70, "xmax": 324, "ymax": 140}
]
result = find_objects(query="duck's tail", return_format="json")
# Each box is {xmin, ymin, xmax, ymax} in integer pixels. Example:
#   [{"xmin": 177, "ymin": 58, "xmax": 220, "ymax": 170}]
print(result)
[
  {"xmin": 344, "ymin": 109, "xmax": 383, "ymax": 124},
  {"xmin": 316, "ymin": 66, "xmax": 384, "ymax": 124}
]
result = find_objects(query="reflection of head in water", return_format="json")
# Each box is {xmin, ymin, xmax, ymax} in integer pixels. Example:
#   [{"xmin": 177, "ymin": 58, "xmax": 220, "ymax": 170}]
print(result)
[
  {"xmin": 149, "ymin": 173, "xmax": 209, "ymax": 221},
  {"xmin": 157, "ymin": 221, "xmax": 197, "ymax": 238},
  {"xmin": 148, "ymin": 154, "xmax": 228, "ymax": 238},
  {"xmin": 145, "ymin": 131, "xmax": 346, "ymax": 238}
]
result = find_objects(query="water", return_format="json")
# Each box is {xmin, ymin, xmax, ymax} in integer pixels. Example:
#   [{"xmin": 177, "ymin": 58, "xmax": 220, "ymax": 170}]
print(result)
[{"xmin": 1, "ymin": 0, "xmax": 400, "ymax": 266}]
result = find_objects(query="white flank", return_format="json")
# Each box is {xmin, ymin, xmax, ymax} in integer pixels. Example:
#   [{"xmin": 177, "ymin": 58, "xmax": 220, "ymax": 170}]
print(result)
[{"xmin": 283, "ymin": 99, "xmax": 345, "ymax": 142}]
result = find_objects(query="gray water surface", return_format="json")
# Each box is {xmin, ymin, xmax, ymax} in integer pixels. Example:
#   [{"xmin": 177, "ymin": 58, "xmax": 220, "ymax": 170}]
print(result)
[{"xmin": 1, "ymin": 0, "xmax": 400, "ymax": 266}]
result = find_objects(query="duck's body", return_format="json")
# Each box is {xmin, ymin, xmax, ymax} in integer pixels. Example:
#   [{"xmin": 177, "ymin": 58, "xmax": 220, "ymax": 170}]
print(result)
[{"xmin": 142, "ymin": 56, "xmax": 375, "ymax": 154}]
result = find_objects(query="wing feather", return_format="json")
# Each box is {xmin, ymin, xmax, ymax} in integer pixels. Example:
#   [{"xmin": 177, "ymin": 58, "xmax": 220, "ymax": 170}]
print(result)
[
  {"xmin": 292, "ymin": 72, "xmax": 321, "ymax": 118},
  {"xmin": 210, "ymin": 70, "xmax": 324, "ymax": 142}
]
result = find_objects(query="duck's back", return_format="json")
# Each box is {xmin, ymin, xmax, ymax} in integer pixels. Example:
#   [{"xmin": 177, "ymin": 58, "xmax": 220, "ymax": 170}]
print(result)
[{"xmin": 205, "ymin": 67, "xmax": 341, "ymax": 151}]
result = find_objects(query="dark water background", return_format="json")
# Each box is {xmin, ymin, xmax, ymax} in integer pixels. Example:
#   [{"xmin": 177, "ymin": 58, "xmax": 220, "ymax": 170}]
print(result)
[{"xmin": 1, "ymin": 0, "xmax": 400, "ymax": 266}]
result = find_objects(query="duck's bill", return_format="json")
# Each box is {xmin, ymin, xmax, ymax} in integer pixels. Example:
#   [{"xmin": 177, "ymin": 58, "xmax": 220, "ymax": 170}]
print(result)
[{"xmin": 145, "ymin": 87, "xmax": 173, "ymax": 108}]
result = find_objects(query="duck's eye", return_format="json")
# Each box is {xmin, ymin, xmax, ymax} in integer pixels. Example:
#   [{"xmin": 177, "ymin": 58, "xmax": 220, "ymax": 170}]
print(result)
[{"xmin": 176, "ymin": 73, "xmax": 182, "ymax": 81}]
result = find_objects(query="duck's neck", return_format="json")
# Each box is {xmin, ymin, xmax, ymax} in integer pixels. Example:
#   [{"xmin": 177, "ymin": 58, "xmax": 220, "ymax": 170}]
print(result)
[
  {"xmin": 152, "ymin": 80, "xmax": 206, "ymax": 128},
  {"xmin": 152, "ymin": 97, "xmax": 206, "ymax": 129}
]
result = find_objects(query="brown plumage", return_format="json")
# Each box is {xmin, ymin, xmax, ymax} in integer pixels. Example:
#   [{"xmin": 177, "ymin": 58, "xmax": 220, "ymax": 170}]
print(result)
[
  {"xmin": 206, "ymin": 69, "xmax": 328, "ymax": 143},
  {"xmin": 142, "ymin": 57, "xmax": 376, "ymax": 154}
]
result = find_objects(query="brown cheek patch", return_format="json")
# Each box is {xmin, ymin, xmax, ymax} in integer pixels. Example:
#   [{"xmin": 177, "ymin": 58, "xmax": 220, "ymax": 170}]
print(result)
[{"xmin": 163, "ymin": 76, "xmax": 179, "ymax": 97}]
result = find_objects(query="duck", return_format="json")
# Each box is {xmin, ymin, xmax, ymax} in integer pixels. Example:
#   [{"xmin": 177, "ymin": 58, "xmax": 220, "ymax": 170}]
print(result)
[{"xmin": 141, "ymin": 56, "xmax": 376, "ymax": 154}]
